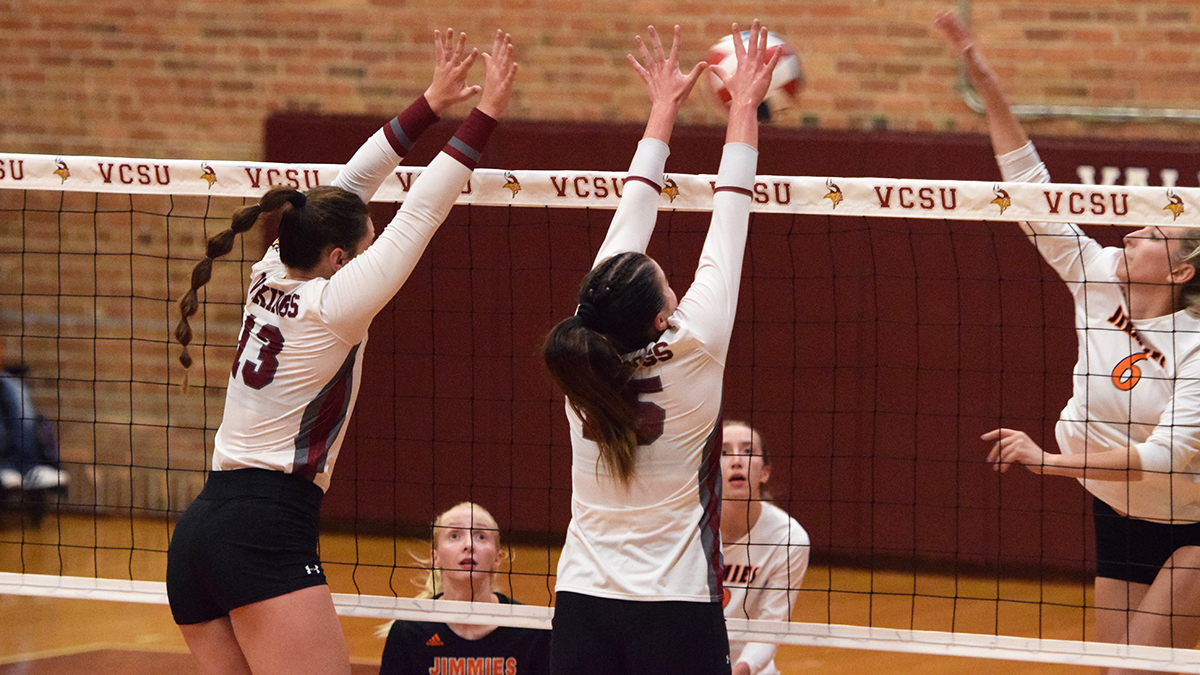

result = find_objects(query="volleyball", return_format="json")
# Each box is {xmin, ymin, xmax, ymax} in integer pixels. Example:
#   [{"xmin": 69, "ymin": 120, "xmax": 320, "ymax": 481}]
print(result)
[{"xmin": 703, "ymin": 31, "xmax": 804, "ymax": 118}]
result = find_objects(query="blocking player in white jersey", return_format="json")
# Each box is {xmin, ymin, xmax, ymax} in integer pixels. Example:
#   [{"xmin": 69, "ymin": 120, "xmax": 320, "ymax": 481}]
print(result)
[
  {"xmin": 938, "ymin": 13, "xmax": 1200, "ymax": 669},
  {"xmin": 165, "ymin": 30, "xmax": 517, "ymax": 675},
  {"xmin": 720, "ymin": 421, "xmax": 809, "ymax": 675},
  {"xmin": 541, "ymin": 22, "xmax": 779, "ymax": 675}
]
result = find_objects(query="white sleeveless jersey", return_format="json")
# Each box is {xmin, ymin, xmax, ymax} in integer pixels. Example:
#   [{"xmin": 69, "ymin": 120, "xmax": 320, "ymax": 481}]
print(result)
[
  {"xmin": 1001, "ymin": 144, "xmax": 1200, "ymax": 523},
  {"xmin": 723, "ymin": 503, "xmax": 810, "ymax": 675},
  {"xmin": 554, "ymin": 139, "xmax": 758, "ymax": 602},
  {"xmin": 212, "ymin": 130, "xmax": 474, "ymax": 491}
]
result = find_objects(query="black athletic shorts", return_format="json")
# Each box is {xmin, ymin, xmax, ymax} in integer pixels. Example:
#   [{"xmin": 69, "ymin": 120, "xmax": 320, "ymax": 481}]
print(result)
[
  {"xmin": 166, "ymin": 468, "xmax": 326, "ymax": 625},
  {"xmin": 1093, "ymin": 497, "xmax": 1200, "ymax": 586},
  {"xmin": 549, "ymin": 591, "xmax": 731, "ymax": 675}
]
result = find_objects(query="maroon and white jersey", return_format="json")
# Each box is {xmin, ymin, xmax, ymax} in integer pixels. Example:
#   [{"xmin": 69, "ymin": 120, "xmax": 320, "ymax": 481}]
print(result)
[
  {"xmin": 555, "ymin": 138, "xmax": 758, "ymax": 602},
  {"xmin": 723, "ymin": 503, "xmax": 810, "ymax": 675},
  {"xmin": 212, "ymin": 107, "xmax": 496, "ymax": 492},
  {"xmin": 1000, "ymin": 143, "xmax": 1200, "ymax": 523}
]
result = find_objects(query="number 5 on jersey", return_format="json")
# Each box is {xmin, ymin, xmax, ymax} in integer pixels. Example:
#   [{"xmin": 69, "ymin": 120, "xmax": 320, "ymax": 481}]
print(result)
[
  {"xmin": 632, "ymin": 376, "xmax": 665, "ymax": 445},
  {"xmin": 232, "ymin": 314, "xmax": 284, "ymax": 389},
  {"xmin": 579, "ymin": 376, "xmax": 666, "ymax": 446}
]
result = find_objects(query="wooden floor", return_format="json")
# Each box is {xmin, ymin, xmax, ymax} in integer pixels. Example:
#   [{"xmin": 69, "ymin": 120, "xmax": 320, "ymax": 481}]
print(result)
[{"xmin": 0, "ymin": 511, "xmax": 1099, "ymax": 674}]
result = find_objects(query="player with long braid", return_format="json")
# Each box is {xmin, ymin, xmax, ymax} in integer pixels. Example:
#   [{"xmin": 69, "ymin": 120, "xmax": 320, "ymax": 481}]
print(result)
[
  {"xmin": 166, "ymin": 29, "xmax": 517, "ymax": 675},
  {"xmin": 937, "ymin": 12, "xmax": 1200, "ymax": 672},
  {"xmin": 541, "ymin": 22, "xmax": 779, "ymax": 675}
]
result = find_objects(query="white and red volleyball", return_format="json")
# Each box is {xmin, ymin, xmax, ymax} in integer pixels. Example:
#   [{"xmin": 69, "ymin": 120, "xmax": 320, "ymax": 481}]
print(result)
[{"xmin": 704, "ymin": 31, "xmax": 804, "ymax": 117}]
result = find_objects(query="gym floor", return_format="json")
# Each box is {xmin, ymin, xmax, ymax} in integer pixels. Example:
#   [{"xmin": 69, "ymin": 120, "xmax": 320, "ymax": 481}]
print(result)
[{"xmin": 0, "ymin": 512, "xmax": 1096, "ymax": 674}]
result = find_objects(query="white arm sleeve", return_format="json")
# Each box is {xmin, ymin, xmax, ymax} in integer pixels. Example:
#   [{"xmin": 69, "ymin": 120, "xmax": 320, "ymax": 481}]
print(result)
[
  {"xmin": 333, "ymin": 129, "xmax": 403, "ymax": 203},
  {"xmin": 735, "ymin": 643, "xmax": 778, "ymax": 675},
  {"xmin": 593, "ymin": 138, "xmax": 670, "ymax": 266},
  {"xmin": 320, "ymin": 152, "xmax": 471, "ymax": 342},
  {"xmin": 1136, "ymin": 351, "xmax": 1200, "ymax": 475},
  {"xmin": 997, "ymin": 142, "xmax": 1106, "ymax": 295},
  {"xmin": 674, "ymin": 142, "xmax": 757, "ymax": 360},
  {"xmin": 737, "ymin": 522, "xmax": 810, "ymax": 674}
]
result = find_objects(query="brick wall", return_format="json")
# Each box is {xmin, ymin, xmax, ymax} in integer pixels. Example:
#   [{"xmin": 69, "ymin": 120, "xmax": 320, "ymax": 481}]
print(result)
[
  {"xmin": 0, "ymin": 187, "xmax": 253, "ymax": 513},
  {"xmin": 3, "ymin": 0, "xmax": 1200, "ymax": 533},
  {"xmin": 5, "ymin": 0, "xmax": 1200, "ymax": 162}
]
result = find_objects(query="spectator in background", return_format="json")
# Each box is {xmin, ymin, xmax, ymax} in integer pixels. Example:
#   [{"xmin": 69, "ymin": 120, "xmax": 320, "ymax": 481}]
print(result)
[{"xmin": 0, "ymin": 337, "xmax": 68, "ymax": 491}]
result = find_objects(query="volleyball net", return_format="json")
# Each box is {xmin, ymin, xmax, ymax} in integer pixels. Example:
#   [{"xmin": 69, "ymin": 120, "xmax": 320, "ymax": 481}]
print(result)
[{"xmin": 2, "ymin": 151, "xmax": 1200, "ymax": 672}]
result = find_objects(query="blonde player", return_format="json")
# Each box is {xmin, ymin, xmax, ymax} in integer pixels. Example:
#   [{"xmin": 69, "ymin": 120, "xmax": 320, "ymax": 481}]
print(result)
[
  {"xmin": 721, "ymin": 421, "xmax": 809, "ymax": 675},
  {"xmin": 937, "ymin": 12, "xmax": 1200, "ymax": 672},
  {"xmin": 541, "ymin": 22, "xmax": 779, "ymax": 675},
  {"xmin": 166, "ymin": 30, "xmax": 517, "ymax": 675},
  {"xmin": 379, "ymin": 502, "xmax": 550, "ymax": 675}
]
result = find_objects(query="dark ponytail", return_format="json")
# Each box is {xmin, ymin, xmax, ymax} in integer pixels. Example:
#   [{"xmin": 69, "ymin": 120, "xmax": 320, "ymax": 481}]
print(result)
[
  {"xmin": 174, "ymin": 186, "xmax": 306, "ymax": 385},
  {"xmin": 542, "ymin": 252, "xmax": 666, "ymax": 482},
  {"xmin": 276, "ymin": 185, "xmax": 368, "ymax": 270}
]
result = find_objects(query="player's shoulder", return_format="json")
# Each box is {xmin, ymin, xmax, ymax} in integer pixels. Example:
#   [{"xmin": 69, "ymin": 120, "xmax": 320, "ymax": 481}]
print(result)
[{"xmin": 762, "ymin": 503, "xmax": 810, "ymax": 544}]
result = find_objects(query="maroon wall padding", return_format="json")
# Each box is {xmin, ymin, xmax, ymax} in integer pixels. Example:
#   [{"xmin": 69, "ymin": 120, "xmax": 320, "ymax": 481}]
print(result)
[{"xmin": 266, "ymin": 111, "xmax": 1200, "ymax": 574}]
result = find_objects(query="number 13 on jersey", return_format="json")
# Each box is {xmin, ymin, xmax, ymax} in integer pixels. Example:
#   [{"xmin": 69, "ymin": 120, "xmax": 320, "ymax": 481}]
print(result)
[{"xmin": 232, "ymin": 314, "xmax": 284, "ymax": 389}]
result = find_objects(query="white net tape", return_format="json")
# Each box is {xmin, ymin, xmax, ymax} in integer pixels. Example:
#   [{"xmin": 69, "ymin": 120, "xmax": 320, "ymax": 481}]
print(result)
[
  {"xmin": 3, "ymin": 152, "xmax": 1199, "ymax": 671},
  {"xmin": 2, "ymin": 151, "xmax": 1195, "ymax": 226},
  {"xmin": 3, "ymin": 572, "xmax": 1200, "ymax": 672}
]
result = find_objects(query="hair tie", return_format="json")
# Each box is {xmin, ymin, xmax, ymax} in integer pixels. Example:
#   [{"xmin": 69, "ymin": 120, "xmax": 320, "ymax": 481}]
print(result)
[
  {"xmin": 291, "ymin": 192, "xmax": 307, "ymax": 209},
  {"xmin": 576, "ymin": 302, "xmax": 599, "ymax": 328}
]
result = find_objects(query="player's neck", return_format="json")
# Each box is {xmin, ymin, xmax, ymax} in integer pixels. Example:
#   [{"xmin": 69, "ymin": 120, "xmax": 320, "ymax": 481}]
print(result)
[
  {"xmin": 441, "ymin": 583, "xmax": 499, "ymax": 604},
  {"xmin": 1124, "ymin": 284, "xmax": 1179, "ymax": 321},
  {"xmin": 441, "ymin": 584, "xmax": 501, "ymax": 641},
  {"xmin": 447, "ymin": 621, "xmax": 500, "ymax": 641}
]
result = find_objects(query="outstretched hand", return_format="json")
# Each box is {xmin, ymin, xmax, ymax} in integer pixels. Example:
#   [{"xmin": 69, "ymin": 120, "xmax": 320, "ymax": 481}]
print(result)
[
  {"xmin": 627, "ymin": 25, "xmax": 707, "ymax": 112},
  {"xmin": 982, "ymin": 428, "xmax": 1049, "ymax": 474},
  {"xmin": 710, "ymin": 20, "xmax": 780, "ymax": 113},
  {"xmin": 933, "ymin": 10, "xmax": 1030, "ymax": 158},
  {"xmin": 424, "ymin": 29, "xmax": 481, "ymax": 115},
  {"xmin": 478, "ymin": 30, "xmax": 519, "ymax": 119},
  {"xmin": 933, "ymin": 11, "xmax": 1001, "ymax": 99}
]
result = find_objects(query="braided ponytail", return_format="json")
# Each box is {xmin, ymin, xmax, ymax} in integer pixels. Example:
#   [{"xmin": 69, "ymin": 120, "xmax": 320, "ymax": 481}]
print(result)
[{"xmin": 174, "ymin": 186, "xmax": 303, "ymax": 386}]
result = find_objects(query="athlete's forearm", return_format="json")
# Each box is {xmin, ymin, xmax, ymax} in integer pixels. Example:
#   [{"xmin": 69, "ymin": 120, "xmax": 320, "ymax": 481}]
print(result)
[
  {"xmin": 1042, "ymin": 448, "xmax": 1144, "ymax": 482},
  {"xmin": 334, "ymin": 96, "xmax": 440, "ymax": 202},
  {"xmin": 594, "ymin": 138, "xmax": 669, "ymax": 265}
]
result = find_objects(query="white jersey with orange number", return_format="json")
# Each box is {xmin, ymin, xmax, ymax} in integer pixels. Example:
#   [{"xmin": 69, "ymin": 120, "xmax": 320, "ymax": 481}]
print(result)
[
  {"xmin": 723, "ymin": 502, "xmax": 810, "ymax": 675},
  {"xmin": 999, "ymin": 142, "xmax": 1200, "ymax": 524},
  {"xmin": 212, "ymin": 130, "xmax": 475, "ymax": 492},
  {"xmin": 554, "ymin": 138, "xmax": 758, "ymax": 602}
]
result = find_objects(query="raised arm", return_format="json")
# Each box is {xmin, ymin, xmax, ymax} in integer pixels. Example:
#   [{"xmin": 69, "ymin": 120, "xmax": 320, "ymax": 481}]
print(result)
[
  {"xmin": 323, "ymin": 30, "xmax": 517, "ymax": 340},
  {"xmin": 935, "ymin": 11, "xmax": 1106, "ymax": 287},
  {"xmin": 678, "ymin": 21, "xmax": 777, "ymax": 354},
  {"xmin": 594, "ymin": 25, "xmax": 707, "ymax": 265},
  {"xmin": 335, "ymin": 29, "xmax": 482, "ymax": 202},
  {"xmin": 934, "ymin": 11, "xmax": 1027, "ymax": 157}
]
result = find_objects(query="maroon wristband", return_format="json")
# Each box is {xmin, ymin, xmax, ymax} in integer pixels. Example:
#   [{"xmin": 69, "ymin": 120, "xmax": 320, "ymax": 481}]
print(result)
[
  {"xmin": 443, "ymin": 108, "xmax": 498, "ymax": 169},
  {"xmin": 383, "ymin": 95, "xmax": 439, "ymax": 156}
]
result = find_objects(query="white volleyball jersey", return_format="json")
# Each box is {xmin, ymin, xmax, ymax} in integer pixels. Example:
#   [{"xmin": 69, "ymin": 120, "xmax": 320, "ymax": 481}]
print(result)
[
  {"xmin": 1001, "ymin": 144, "xmax": 1200, "ymax": 523},
  {"xmin": 555, "ymin": 138, "xmax": 758, "ymax": 602},
  {"xmin": 212, "ymin": 131, "xmax": 474, "ymax": 491},
  {"xmin": 723, "ymin": 503, "xmax": 810, "ymax": 675}
]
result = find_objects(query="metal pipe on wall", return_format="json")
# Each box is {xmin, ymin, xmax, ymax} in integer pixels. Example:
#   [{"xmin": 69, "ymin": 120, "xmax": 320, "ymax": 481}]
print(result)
[{"xmin": 953, "ymin": 0, "xmax": 1200, "ymax": 123}]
